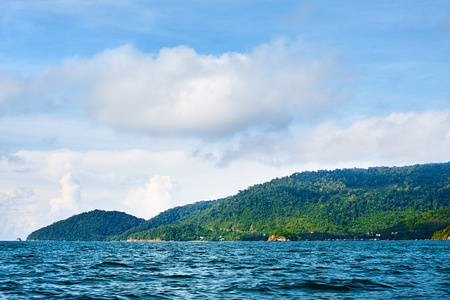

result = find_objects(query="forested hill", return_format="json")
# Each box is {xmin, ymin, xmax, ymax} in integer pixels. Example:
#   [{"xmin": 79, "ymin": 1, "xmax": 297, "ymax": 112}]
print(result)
[
  {"xmin": 26, "ymin": 210, "xmax": 145, "ymax": 241},
  {"xmin": 27, "ymin": 162, "xmax": 450, "ymax": 241},
  {"xmin": 127, "ymin": 162, "xmax": 450, "ymax": 241}
]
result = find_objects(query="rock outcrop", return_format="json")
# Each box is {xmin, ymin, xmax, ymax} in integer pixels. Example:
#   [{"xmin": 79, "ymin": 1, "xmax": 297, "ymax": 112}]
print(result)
[{"xmin": 267, "ymin": 235, "xmax": 290, "ymax": 241}]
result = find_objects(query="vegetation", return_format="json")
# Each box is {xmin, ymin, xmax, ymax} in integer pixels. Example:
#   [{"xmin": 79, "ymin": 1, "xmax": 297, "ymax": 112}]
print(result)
[
  {"xmin": 432, "ymin": 226, "xmax": 450, "ymax": 240},
  {"xmin": 27, "ymin": 162, "xmax": 450, "ymax": 241},
  {"xmin": 26, "ymin": 210, "xmax": 145, "ymax": 241}
]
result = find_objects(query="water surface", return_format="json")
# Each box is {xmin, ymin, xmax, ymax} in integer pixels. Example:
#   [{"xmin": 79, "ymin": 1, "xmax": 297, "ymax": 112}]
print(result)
[{"xmin": 1, "ymin": 241, "xmax": 449, "ymax": 299}]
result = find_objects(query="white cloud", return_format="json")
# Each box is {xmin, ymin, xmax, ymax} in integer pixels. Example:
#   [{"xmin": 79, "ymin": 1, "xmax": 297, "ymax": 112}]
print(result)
[
  {"xmin": 87, "ymin": 41, "xmax": 341, "ymax": 137},
  {"xmin": 1, "ymin": 40, "xmax": 343, "ymax": 138},
  {"xmin": 50, "ymin": 172, "xmax": 81, "ymax": 216},
  {"xmin": 123, "ymin": 175, "xmax": 176, "ymax": 219}
]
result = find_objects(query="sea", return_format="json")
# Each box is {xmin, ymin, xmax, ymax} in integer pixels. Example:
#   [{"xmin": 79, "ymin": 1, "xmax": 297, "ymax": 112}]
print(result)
[{"xmin": 0, "ymin": 240, "xmax": 449, "ymax": 299}]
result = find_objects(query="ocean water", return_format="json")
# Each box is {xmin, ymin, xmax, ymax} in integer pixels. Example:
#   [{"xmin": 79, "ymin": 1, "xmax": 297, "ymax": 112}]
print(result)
[{"xmin": 0, "ymin": 241, "xmax": 449, "ymax": 299}]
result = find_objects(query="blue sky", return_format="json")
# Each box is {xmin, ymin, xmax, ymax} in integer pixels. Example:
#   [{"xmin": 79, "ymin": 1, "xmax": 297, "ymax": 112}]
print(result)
[{"xmin": 0, "ymin": 1, "xmax": 449, "ymax": 240}]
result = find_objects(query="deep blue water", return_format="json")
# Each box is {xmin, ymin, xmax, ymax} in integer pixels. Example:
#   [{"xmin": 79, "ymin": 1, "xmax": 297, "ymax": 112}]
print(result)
[{"xmin": 0, "ymin": 241, "xmax": 449, "ymax": 299}]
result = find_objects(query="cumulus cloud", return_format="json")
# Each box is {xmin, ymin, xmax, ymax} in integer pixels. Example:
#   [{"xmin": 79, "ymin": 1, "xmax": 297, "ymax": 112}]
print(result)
[
  {"xmin": 88, "ymin": 41, "xmax": 341, "ymax": 137},
  {"xmin": 1, "ymin": 40, "xmax": 343, "ymax": 138},
  {"xmin": 123, "ymin": 175, "xmax": 176, "ymax": 219},
  {"xmin": 50, "ymin": 172, "xmax": 81, "ymax": 216}
]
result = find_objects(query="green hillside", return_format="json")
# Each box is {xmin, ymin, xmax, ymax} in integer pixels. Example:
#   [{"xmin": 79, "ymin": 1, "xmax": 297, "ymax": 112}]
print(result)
[
  {"xmin": 26, "ymin": 210, "xmax": 145, "ymax": 241},
  {"xmin": 128, "ymin": 162, "xmax": 450, "ymax": 241},
  {"xmin": 26, "ymin": 162, "xmax": 450, "ymax": 241}
]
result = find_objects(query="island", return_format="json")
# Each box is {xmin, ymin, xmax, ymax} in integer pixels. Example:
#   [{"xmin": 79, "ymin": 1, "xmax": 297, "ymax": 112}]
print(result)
[{"xmin": 27, "ymin": 162, "xmax": 450, "ymax": 242}]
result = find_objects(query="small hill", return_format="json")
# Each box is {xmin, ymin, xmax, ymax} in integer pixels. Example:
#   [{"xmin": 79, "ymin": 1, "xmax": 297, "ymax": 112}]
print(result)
[{"xmin": 26, "ymin": 210, "xmax": 145, "ymax": 241}]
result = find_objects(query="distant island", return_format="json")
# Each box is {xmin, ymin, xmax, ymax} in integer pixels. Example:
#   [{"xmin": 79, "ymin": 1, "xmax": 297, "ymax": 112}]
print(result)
[{"xmin": 27, "ymin": 162, "xmax": 450, "ymax": 242}]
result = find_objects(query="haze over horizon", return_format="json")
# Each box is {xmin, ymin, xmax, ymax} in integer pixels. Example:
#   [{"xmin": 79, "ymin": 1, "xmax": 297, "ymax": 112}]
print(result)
[{"xmin": 1, "ymin": 1, "xmax": 449, "ymax": 240}]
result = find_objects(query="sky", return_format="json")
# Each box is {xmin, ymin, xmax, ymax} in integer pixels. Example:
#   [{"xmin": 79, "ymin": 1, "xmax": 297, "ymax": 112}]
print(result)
[{"xmin": 0, "ymin": 1, "xmax": 449, "ymax": 240}]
